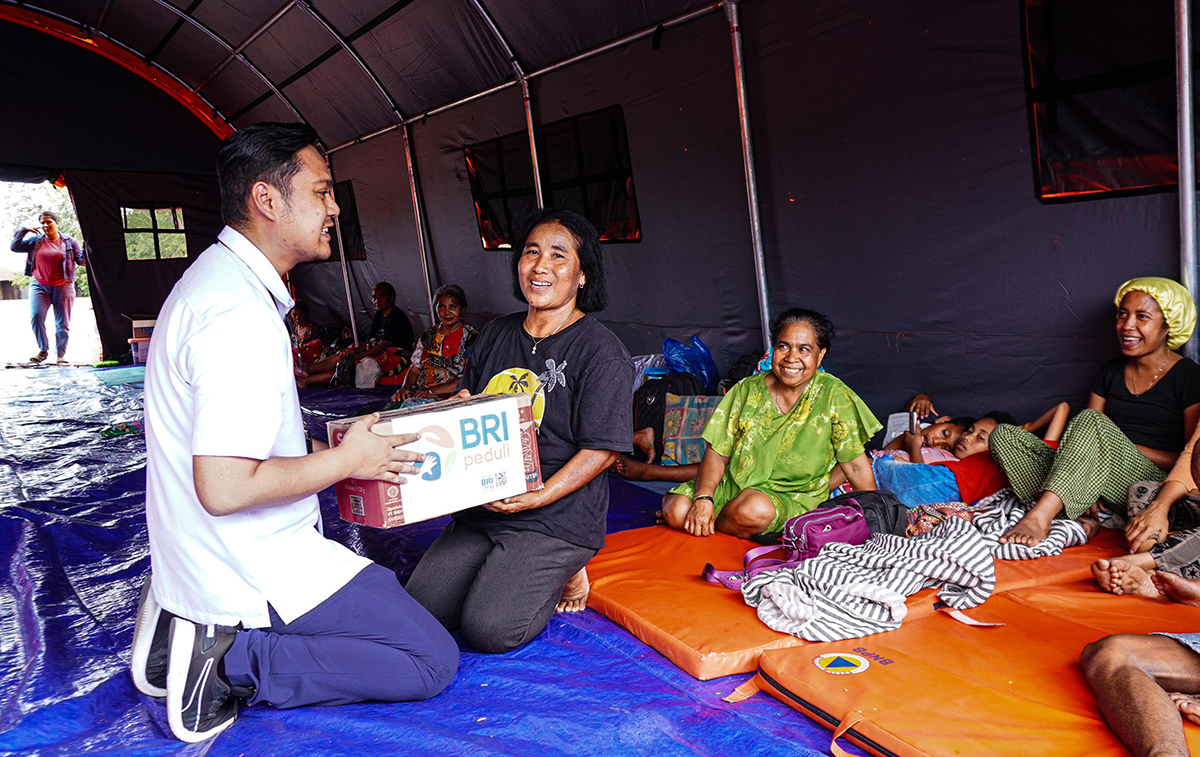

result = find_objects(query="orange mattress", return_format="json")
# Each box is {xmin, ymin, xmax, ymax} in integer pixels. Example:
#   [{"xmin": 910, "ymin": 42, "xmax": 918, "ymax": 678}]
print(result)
[
  {"xmin": 585, "ymin": 525, "xmax": 1129, "ymax": 680},
  {"xmin": 753, "ymin": 590, "xmax": 1200, "ymax": 757}
]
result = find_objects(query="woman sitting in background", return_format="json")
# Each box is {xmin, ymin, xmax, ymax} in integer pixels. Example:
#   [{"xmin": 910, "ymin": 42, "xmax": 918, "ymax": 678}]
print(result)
[
  {"xmin": 990, "ymin": 277, "xmax": 1200, "ymax": 547},
  {"xmin": 661, "ymin": 307, "xmax": 881, "ymax": 539},
  {"xmin": 388, "ymin": 285, "xmax": 478, "ymax": 406}
]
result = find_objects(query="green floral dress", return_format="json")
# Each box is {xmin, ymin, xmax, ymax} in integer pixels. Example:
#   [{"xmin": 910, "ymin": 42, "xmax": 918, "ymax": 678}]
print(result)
[{"xmin": 670, "ymin": 370, "xmax": 881, "ymax": 532}]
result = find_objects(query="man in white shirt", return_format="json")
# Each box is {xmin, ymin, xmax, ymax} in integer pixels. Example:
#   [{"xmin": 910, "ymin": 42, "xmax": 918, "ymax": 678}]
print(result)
[{"xmin": 130, "ymin": 122, "xmax": 458, "ymax": 743}]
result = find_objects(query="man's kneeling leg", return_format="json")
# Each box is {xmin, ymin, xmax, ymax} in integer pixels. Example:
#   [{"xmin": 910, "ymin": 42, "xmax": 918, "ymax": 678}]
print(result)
[{"xmin": 223, "ymin": 564, "xmax": 458, "ymax": 708}]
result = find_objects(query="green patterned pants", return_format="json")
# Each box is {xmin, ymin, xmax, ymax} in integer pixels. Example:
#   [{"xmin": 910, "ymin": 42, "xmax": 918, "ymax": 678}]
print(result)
[{"xmin": 988, "ymin": 409, "xmax": 1166, "ymax": 520}]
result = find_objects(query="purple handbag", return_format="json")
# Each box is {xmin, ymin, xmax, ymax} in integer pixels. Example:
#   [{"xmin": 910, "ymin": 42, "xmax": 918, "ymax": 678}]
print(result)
[{"xmin": 701, "ymin": 502, "xmax": 871, "ymax": 590}]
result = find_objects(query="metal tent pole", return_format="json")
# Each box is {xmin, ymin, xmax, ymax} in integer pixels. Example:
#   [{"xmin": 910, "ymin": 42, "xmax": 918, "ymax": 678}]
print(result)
[
  {"xmin": 403, "ymin": 124, "xmax": 437, "ymax": 325},
  {"xmin": 1179, "ymin": 0, "xmax": 1199, "ymax": 361},
  {"xmin": 468, "ymin": 0, "xmax": 545, "ymax": 207},
  {"xmin": 723, "ymin": 0, "xmax": 772, "ymax": 349},
  {"xmin": 327, "ymin": 157, "xmax": 360, "ymax": 347}
]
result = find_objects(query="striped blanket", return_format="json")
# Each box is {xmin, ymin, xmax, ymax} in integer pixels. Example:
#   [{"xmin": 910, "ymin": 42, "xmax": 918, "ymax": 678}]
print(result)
[
  {"xmin": 742, "ymin": 516, "xmax": 994, "ymax": 642},
  {"xmin": 740, "ymin": 490, "xmax": 1089, "ymax": 642}
]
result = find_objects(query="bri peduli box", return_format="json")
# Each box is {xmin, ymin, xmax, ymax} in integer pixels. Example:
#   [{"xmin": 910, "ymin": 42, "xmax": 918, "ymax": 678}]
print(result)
[{"xmin": 327, "ymin": 393, "xmax": 543, "ymax": 528}]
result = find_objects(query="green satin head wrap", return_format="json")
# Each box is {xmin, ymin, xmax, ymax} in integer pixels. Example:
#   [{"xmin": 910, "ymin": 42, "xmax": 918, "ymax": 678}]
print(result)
[{"xmin": 1114, "ymin": 277, "xmax": 1197, "ymax": 351}]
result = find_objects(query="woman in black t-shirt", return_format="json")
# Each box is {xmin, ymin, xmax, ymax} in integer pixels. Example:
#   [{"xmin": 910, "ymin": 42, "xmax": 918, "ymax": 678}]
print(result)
[
  {"xmin": 990, "ymin": 277, "xmax": 1200, "ymax": 548},
  {"xmin": 405, "ymin": 209, "xmax": 633, "ymax": 654}
]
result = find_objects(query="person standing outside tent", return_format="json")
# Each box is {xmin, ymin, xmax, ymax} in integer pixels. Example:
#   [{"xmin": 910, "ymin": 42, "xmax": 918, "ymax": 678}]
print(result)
[
  {"xmin": 10, "ymin": 210, "xmax": 85, "ymax": 364},
  {"xmin": 130, "ymin": 122, "xmax": 457, "ymax": 743}
]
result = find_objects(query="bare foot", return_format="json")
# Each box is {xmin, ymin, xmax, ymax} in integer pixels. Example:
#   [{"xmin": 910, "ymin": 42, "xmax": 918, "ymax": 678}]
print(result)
[
  {"xmin": 1168, "ymin": 692, "xmax": 1200, "ymax": 725},
  {"xmin": 612, "ymin": 455, "xmax": 653, "ymax": 481},
  {"xmin": 998, "ymin": 508, "xmax": 1055, "ymax": 546},
  {"xmin": 1078, "ymin": 516, "xmax": 1100, "ymax": 540},
  {"xmin": 1092, "ymin": 559, "xmax": 1116, "ymax": 593},
  {"xmin": 1153, "ymin": 572, "xmax": 1200, "ymax": 608},
  {"xmin": 555, "ymin": 567, "xmax": 589, "ymax": 613},
  {"xmin": 1107, "ymin": 559, "xmax": 1160, "ymax": 597},
  {"xmin": 632, "ymin": 428, "xmax": 656, "ymax": 465}
]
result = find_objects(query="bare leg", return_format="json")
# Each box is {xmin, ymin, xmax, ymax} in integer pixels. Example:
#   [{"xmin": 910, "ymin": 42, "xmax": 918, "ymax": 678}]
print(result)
[
  {"xmin": 660, "ymin": 493, "xmax": 693, "ymax": 531},
  {"xmin": 1081, "ymin": 634, "xmax": 1200, "ymax": 757},
  {"xmin": 555, "ymin": 567, "xmax": 589, "ymax": 613},
  {"xmin": 715, "ymin": 489, "xmax": 776, "ymax": 539},
  {"xmin": 1092, "ymin": 553, "xmax": 1158, "ymax": 596},
  {"xmin": 613, "ymin": 457, "xmax": 698, "ymax": 483},
  {"xmin": 632, "ymin": 427, "xmax": 656, "ymax": 464},
  {"xmin": 999, "ymin": 491, "xmax": 1064, "ymax": 546},
  {"xmin": 1153, "ymin": 572, "xmax": 1200, "ymax": 607}
]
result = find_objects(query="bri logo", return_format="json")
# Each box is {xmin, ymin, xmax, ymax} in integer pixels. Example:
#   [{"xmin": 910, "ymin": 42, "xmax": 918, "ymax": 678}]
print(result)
[{"xmin": 460, "ymin": 413, "xmax": 510, "ymax": 449}]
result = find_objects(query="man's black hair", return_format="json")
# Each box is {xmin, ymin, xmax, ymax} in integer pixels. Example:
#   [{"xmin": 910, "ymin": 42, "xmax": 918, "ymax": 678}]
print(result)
[
  {"xmin": 374, "ymin": 281, "xmax": 396, "ymax": 300},
  {"xmin": 38, "ymin": 210, "xmax": 59, "ymax": 223},
  {"xmin": 217, "ymin": 122, "xmax": 322, "ymax": 227},
  {"xmin": 510, "ymin": 208, "xmax": 608, "ymax": 313},
  {"xmin": 769, "ymin": 307, "xmax": 835, "ymax": 352}
]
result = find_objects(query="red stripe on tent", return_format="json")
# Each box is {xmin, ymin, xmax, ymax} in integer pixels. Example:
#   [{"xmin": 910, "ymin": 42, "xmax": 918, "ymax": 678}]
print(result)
[{"xmin": 0, "ymin": 6, "xmax": 234, "ymax": 139}]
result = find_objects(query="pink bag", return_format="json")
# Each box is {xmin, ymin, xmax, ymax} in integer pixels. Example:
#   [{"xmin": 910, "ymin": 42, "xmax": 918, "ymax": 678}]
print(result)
[{"xmin": 701, "ymin": 502, "xmax": 871, "ymax": 590}]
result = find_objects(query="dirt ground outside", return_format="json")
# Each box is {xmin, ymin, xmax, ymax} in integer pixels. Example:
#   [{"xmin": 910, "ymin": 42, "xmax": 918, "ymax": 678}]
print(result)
[{"xmin": 0, "ymin": 296, "xmax": 104, "ymax": 367}]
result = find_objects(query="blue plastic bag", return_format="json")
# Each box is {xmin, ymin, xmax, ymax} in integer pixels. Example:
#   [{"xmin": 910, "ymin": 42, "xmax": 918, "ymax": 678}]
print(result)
[{"xmin": 662, "ymin": 336, "xmax": 719, "ymax": 393}]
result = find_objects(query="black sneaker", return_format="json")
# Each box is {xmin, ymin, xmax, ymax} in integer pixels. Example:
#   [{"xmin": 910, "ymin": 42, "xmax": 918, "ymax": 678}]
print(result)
[
  {"xmin": 165, "ymin": 618, "xmax": 249, "ymax": 743},
  {"xmin": 129, "ymin": 577, "xmax": 175, "ymax": 697}
]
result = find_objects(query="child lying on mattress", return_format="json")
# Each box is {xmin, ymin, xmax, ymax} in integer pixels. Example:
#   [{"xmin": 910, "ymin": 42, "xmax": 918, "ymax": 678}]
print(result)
[{"xmin": 832, "ymin": 401, "xmax": 1071, "ymax": 509}]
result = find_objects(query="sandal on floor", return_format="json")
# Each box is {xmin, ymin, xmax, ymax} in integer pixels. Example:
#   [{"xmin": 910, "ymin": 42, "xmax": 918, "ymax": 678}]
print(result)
[{"xmin": 29, "ymin": 352, "xmax": 47, "ymax": 363}]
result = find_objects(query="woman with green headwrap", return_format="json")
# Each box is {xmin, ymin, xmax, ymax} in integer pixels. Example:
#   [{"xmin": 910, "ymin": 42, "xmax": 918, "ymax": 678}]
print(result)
[{"xmin": 990, "ymin": 277, "xmax": 1200, "ymax": 548}]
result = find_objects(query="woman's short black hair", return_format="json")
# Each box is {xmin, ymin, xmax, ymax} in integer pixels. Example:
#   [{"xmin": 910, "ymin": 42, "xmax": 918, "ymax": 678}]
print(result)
[
  {"xmin": 374, "ymin": 281, "xmax": 396, "ymax": 300},
  {"xmin": 510, "ymin": 208, "xmax": 608, "ymax": 313},
  {"xmin": 949, "ymin": 416, "xmax": 976, "ymax": 431},
  {"xmin": 217, "ymin": 122, "xmax": 322, "ymax": 228},
  {"xmin": 769, "ymin": 307, "xmax": 835, "ymax": 352},
  {"xmin": 434, "ymin": 284, "xmax": 468, "ymax": 311},
  {"xmin": 38, "ymin": 210, "xmax": 59, "ymax": 223}
]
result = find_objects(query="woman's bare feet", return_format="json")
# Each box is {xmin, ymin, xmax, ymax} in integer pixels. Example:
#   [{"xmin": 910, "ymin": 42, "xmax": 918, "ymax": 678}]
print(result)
[
  {"xmin": 1152, "ymin": 572, "xmax": 1200, "ymax": 607},
  {"xmin": 999, "ymin": 494, "xmax": 1066, "ymax": 546},
  {"xmin": 555, "ymin": 567, "xmax": 589, "ymax": 613},
  {"xmin": 1099, "ymin": 559, "xmax": 1161, "ymax": 597},
  {"xmin": 1168, "ymin": 692, "xmax": 1200, "ymax": 725},
  {"xmin": 999, "ymin": 508, "xmax": 1055, "ymax": 546}
]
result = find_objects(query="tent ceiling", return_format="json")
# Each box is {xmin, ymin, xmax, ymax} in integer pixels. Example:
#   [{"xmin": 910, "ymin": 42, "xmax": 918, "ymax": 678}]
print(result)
[{"xmin": 8, "ymin": 0, "xmax": 720, "ymax": 146}]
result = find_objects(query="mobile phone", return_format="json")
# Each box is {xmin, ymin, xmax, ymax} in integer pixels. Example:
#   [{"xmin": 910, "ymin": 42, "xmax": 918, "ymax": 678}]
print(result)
[{"xmin": 909, "ymin": 411, "xmax": 919, "ymax": 435}]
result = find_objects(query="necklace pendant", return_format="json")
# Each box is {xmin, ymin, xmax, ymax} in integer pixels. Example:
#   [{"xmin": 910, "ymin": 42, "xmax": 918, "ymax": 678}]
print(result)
[{"xmin": 531, "ymin": 345, "xmax": 537, "ymax": 355}]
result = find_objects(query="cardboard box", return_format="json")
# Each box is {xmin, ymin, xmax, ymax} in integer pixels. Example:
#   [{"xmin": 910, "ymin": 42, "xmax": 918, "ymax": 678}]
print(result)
[
  {"xmin": 327, "ymin": 393, "xmax": 543, "ymax": 528},
  {"xmin": 131, "ymin": 319, "xmax": 156, "ymax": 340}
]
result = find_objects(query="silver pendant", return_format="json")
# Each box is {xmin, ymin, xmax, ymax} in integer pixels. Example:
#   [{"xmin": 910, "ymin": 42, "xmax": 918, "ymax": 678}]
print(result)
[{"xmin": 532, "ymin": 345, "xmax": 537, "ymax": 355}]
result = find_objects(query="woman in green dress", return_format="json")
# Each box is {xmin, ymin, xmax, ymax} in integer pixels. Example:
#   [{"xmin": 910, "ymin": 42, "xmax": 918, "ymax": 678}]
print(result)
[{"xmin": 662, "ymin": 308, "xmax": 881, "ymax": 538}]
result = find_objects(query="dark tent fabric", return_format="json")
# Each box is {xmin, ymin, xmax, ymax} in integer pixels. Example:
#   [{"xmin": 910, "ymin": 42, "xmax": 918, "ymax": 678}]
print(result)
[
  {"xmin": 1024, "ymin": 0, "xmax": 1186, "ymax": 199},
  {"xmin": 65, "ymin": 171, "xmax": 223, "ymax": 359},
  {"xmin": 0, "ymin": 19, "xmax": 221, "ymax": 177},
  {"xmin": 295, "ymin": 0, "xmax": 1182, "ymax": 421},
  {"xmin": 0, "ymin": 0, "xmax": 1189, "ymax": 418}
]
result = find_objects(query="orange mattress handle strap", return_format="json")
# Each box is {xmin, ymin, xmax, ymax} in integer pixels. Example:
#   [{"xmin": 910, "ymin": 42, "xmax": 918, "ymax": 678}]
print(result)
[{"xmin": 830, "ymin": 711, "xmax": 866, "ymax": 757}]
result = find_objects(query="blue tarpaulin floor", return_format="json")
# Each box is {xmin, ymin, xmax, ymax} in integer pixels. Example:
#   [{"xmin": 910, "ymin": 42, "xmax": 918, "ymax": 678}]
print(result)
[{"xmin": 0, "ymin": 367, "xmax": 856, "ymax": 756}]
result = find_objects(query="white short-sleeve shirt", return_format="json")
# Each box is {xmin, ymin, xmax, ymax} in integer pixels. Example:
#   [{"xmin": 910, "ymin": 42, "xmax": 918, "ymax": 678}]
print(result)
[{"xmin": 144, "ymin": 226, "xmax": 369, "ymax": 627}]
